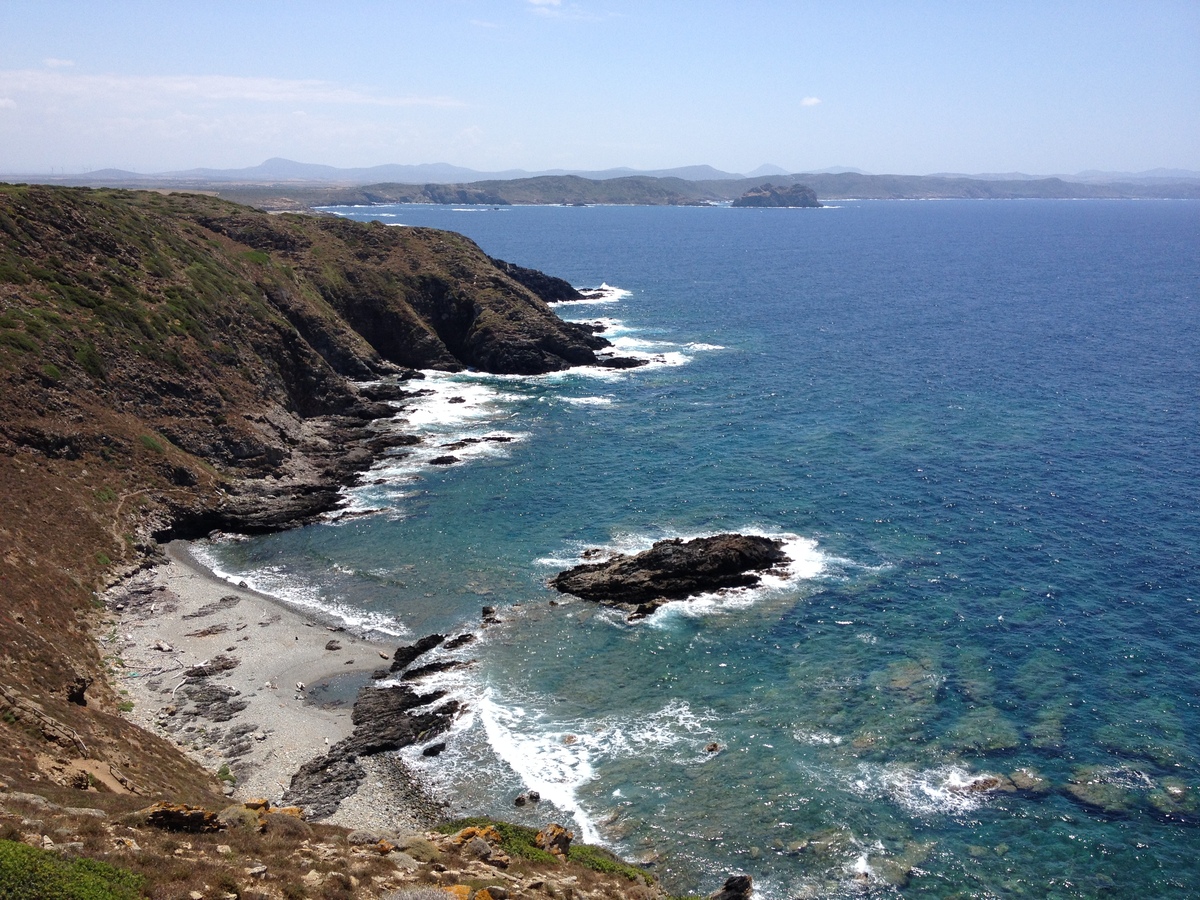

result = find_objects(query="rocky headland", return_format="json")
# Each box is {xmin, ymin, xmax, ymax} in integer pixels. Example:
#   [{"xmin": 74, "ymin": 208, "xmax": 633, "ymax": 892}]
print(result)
[
  {"xmin": 549, "ymin": 534, "xmax": 791, "ymax": 619},
  {"xmin": 0, "ymin": 184, "xmax": 711, "ymax": 898}
]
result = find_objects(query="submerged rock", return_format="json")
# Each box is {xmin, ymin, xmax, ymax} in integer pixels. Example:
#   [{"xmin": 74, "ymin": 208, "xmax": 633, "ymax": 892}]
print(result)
[
  {"xmin": 549, "ymin": 533, "xmax": 789, "ymax": 617},
  {"xmin": 1063, "ymin": 765, "xmax": 1152, "ymax": 816}
]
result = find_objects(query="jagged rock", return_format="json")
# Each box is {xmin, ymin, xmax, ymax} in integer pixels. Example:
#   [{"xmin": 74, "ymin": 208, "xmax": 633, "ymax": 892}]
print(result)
[
  {"xmin": 550, "ymin": 534, "xmax": 789, "ymax": 614},
  {"xmin": 285, "ymin": 682, "xmax": 458, "ymax": 817},
  {"xmin": 65, "ymin": 673, "xmax": 92, "ymax": 706},
  {"xmin": 325, "ymin": 640, "xmax": 342, "ymax": 651},
  {"xmin": 535, "ymin": 823, "xmax": 573, "ymax": 858},
  {"xmin": 708, "ymin": 874, "xmax": 753, "ymax": 899},
  {"xmin": 389, "ymin": 634, "xmax": 446, "ymax": 673},
  {"xmin": 464, "ymin": 836, "xmax": 493, "ymax": 860}
]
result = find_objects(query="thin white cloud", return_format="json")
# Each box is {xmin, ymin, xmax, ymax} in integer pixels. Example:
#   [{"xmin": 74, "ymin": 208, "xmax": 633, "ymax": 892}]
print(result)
[
  {"xmin": 0, "ymin": 69, "xmax": 461, "ymax": 109},
  {"xmin": 528, "ymin": 0, "xmax": 562, "ymax": 6},
  {"xmin": 801, "ymin": 97, "xmax": 822, "ymax": 107},
  {"xmin": 43, "ymin": 58, "xmax": 75, "ymax": 68},
  {"xmin": 0, "ymin": 98, "xmax": 14, "ymax": 109}
]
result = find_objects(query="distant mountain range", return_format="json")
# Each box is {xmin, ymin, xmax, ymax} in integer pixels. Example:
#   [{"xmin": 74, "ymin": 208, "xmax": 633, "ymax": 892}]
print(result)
[{"xmin": 11, "ymin": 157, "xmax": 1197, "ymax": 188}]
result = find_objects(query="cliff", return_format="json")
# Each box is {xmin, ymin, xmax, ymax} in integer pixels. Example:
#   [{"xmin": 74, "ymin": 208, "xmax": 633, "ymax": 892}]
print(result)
[{"xmin": 0, "ymin": 184, "xmax": 611, "ymax": 803}]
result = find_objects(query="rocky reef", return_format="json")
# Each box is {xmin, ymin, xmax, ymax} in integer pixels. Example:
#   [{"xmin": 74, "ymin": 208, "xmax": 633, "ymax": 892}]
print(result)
[
  {"xmin": 549, "ymin": 534, "xmax": 790, "ymax": 619},
  {"xmin": 731, "ymin": 182, "xmax": 822, "ymax": 208}
]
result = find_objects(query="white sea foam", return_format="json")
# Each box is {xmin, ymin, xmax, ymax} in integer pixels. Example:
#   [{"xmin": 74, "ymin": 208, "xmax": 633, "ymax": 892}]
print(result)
[
  {"xmin": 189, "ymin": 543, "xmax": 409, "ymax": 637},
  {"xmin": 420, "ymin": 690, "xmax": 722, "ymax": 845},
  {"xmin": 561, "ymin": 396, "xmax": 614, "ymax": 406},
  {"xmin": 794, "ymin": 729, "xmax": 844, "ymax": 746},
  {"xmin": 847, "ymin": 762, "xmax": 1002, "ymax": 817},
  {"xmin": 550, "ymin": 283, "xmax": 631, "ymax": 306}
]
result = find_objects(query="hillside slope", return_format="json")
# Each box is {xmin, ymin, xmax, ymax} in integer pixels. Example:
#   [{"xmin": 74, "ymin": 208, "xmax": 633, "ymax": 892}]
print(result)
[{"xmin": 0, "ymin": 184, "xmax": 607, "ymax": 802}]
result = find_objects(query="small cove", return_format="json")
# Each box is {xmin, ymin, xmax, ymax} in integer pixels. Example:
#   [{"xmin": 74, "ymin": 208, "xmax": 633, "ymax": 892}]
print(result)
[{"xmin": 205, "ymin": 200, "xmax": 1200, "ymax": 898}]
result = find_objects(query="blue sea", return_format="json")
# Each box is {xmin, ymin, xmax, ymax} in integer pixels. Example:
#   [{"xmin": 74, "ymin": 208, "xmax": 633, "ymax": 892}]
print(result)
[{"xmin": 202, "ymin": 200, "xmax": 1199, "ymax": 898}]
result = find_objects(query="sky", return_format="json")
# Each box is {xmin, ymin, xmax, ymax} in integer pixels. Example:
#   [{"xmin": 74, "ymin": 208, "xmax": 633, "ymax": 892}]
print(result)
[{"xmin": 0, "ymin": 0, "xmax": 1197, "ymax": 177}]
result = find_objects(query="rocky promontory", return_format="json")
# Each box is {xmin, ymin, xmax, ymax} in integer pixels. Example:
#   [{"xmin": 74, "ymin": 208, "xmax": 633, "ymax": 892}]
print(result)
[
  {"xmin": 731, "ymin": 182, "xmax": 822, "ymax": 207},
  {"xmin": 550, "ymin": 534, "xmax": 790, "ymax": 619},
  {"xmin": 0, "ymin": 183, "xmax": 638, "ymax": 804}
]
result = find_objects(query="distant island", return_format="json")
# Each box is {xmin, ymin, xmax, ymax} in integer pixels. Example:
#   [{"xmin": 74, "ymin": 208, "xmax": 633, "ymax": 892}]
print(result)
[{"xmin": 731, "ymin": 183, "xmax": 822, "ymax": 208}]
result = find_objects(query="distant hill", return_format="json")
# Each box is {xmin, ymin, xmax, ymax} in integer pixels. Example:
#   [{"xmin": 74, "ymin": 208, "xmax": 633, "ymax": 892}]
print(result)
[{"xmin": 7, "ymin": 159, "xmax": 1199, "ymax": 207}]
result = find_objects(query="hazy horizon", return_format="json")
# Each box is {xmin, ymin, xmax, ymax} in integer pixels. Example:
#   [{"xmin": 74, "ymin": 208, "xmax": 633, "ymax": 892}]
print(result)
[{"xmin": 1, "ymin": 1, "xmax": 1197, "ymax": 176}]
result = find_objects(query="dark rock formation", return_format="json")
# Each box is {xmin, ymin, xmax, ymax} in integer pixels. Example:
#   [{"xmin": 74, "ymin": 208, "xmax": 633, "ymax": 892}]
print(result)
[
  {"xmin": 550, "ymin": 534, "xmax": 789, "ymax": 618},
  {"xmin": 389, "ymin": 634, "xmax": 446, "ymax": 673},
  {"xmin": 490, "ymin": 257, "xmax": 584, "ymax": 302},
  {"xmin": 708, "ymin": 875, "xmax": 753, "ymax": 900},
  {"xmin": 285, "ymin": 682, "xmax": 459, "ymax": 818},
  {"xmin": 732, "ymin": 183, "xmax": 821, "ymax": 208}
]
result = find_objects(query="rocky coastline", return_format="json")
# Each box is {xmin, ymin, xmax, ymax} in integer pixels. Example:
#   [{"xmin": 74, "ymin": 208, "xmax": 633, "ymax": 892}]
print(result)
[{"xmin": 0, "ymin": 184, "xmax": 770, "ymax": 899}]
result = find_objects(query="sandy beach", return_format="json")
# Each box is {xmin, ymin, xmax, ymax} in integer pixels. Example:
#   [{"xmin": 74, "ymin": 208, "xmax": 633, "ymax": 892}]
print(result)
[{"xmin": 108, "ymin": 540, "xmax": 442, "ymax": 831}]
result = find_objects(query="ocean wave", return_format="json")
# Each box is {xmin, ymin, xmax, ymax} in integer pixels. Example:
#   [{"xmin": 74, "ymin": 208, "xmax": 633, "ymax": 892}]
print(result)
[
  {"xmin": 550, "ymin": 283, "xmax": 631, "ymax": 306},
  {"xmin": 188, "ymin": 543, "xmax": 410, "ymax": 638},
  {"xmin": 847, "ymin": 762, "xmax": 1003, "ymax": 817},
  {"xmin": 402, "ymin": 681, "xmax": 721, "ymax": 846},
  {"xmin": 561, "ymin": 396, "xmax": 615, "ymax": 406}
]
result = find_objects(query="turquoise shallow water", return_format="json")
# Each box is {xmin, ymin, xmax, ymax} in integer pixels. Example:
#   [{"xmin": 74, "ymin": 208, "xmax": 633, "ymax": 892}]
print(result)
[{"xmin": 205, "ymin": 201, "xmax": 1200, "ymax": 898}]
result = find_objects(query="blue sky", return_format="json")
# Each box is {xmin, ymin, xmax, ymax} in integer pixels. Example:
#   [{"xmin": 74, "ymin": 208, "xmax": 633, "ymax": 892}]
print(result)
[{"xmin": 1, "ymin": 0, "xmax": 1197, "ymax": 176}]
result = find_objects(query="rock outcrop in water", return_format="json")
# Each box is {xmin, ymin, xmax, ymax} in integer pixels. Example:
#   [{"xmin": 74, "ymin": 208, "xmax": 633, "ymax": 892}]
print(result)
[
  {"xmin": 731, "ymin": 182, "xmax": 821, "ymax": 208},
  {"xmin": 549, "ymin": 534, "xmax": 789, "ymax": 619}
]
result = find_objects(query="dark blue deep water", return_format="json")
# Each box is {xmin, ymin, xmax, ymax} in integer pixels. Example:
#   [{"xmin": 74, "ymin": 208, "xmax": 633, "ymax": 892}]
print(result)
[{"xmin": 207, "ymin": 201, "xmax": 1200, "ymax": 898}]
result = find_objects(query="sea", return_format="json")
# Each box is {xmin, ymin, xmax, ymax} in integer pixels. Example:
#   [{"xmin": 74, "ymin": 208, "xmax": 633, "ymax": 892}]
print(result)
[{"xmin": 198, "ymin": 199, "xmax": 1199, "ymax": 898}]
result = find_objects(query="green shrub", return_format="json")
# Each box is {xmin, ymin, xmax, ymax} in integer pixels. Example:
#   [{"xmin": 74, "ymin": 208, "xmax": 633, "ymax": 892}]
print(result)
[
  {"xmin": 73, "ymin": 341, "xmax": 106, "ymax": 380},
  {"xmin": 94, "ymin": 487, "xmax": 117, "ymax": 503},
  {"xmin": 568, "ymin": 843, "xmax": 654, "ymax": 884},
  {"xmin": 138, "ymin": 434, "xmax": 164, "ymax": 453},
  {"xmin": 94, "ymin": 552, "xmax": 112, "ymax": 567},
  {"xmin": 41, "ymin": 363, "xmax": 63, "ymax": 381},
  {"xmin": 0, "ymin": 839, "xmax": 144, "ymax": 899},
  {"xmin": 436, "ymin": 817, "xmax": 557, "ymax": 863},
  {"xmin": 0, "ymin": 330, "xmax": 37, "ymax": 352}
]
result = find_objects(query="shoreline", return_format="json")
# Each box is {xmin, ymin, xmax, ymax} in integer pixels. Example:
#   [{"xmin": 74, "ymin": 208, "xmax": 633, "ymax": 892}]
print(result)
[{"xmin": 108, "ymin": 539, "xmax": 445, "ymax": 832}]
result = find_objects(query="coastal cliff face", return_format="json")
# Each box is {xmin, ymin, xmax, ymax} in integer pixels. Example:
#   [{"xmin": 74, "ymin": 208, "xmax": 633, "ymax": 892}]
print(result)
[{"xmin": 0, "ymin": 185, "xmax": 604, "ymax": 803}]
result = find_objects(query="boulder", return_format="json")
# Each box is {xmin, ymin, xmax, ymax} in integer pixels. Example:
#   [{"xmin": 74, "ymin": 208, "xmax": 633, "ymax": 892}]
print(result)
[
  {"xmin": 549, "ymin": 534, "xmax": 788, "ymax": 615},
  {"xmin": 708, "ymin": 874, "xmax": 753, "ymax": 899},
  {"xmin": 535, "ymin": 823, "xmax": 573, "ymax": 858},
  {"xmin": 216, "ymin": 804, "xmax": 264, "ymax": 832}
]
